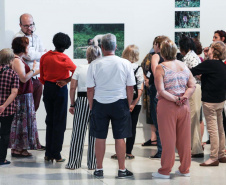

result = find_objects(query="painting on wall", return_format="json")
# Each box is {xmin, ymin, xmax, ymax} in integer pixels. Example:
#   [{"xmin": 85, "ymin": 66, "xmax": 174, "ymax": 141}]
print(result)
[
  {"xmin": 73, "ymin": 24, "xmax": 124, "ymax": 59},
  {"xmin": 175, "ymin": 31, "xmax": 200, "ymax": 47},
  {"xmin": 175, "ymin": 0, "xmax": 200, "ymax": 8},
  {"xmin": 175, "ymin": 11, "xmax": 200, "ymax": 28}
]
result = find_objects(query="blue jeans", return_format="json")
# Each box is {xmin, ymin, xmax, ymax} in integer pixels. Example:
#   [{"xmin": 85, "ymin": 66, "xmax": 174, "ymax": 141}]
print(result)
[{"xmin": 149, "ymin": 85, "xmax": 162, "ymax": 156}]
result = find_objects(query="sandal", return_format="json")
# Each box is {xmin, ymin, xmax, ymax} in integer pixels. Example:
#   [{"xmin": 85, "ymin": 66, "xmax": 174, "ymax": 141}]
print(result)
[
  {"xmin": 126, "ymin": 154, "xmax": 135, "ymax": 159},
  {"xmin": 111, "ymin": 154, "xmax": 117, "ymax": 159},
  {"xmin": 142, "ymin": 139, "xmax": 157, "ymax": 146},
  {"xmin": 11, "ymin": 150, "xmax": 32, "ymax": 158},
  {"xmin": 0, "ymin": 160, "xmax": 11, "ymax": 165}
]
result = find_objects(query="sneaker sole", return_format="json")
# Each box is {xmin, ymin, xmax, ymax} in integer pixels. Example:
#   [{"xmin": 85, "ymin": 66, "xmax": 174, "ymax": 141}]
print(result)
[{"xmin": 117, "ymin": 175, "xmax": 134, "ymax": 179}]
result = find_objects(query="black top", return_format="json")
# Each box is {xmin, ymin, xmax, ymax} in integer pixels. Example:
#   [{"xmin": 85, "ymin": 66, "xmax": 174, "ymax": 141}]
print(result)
[
  {"xmin": 149, "ymin": 53, "xmax": 164, "ymax": 85},
  {"xmin": 191, "ymin": 60, "xmax": 226, "ymax": 103}
]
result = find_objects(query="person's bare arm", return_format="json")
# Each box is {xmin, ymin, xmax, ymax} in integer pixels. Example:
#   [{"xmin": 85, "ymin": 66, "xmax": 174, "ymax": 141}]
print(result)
[
  {"xmin": 151, "ymin": 54, "xmax": 160, "ymax": 76},
  {"xmin": 130, "ymin": 83, "xmax": 144, "ymax": 112},
  {"xmin": 87, "ymin": 87, "xmax": 95, "ymax": 110},
  {"xmin": 69, "ymin": 79, "xmax": 78, "ymax": 115},
  {"xmin": 56, "ymin": 76, "xmax": 72, "ymax": 88},
  {"xmin": 13, "ymin": 58, "xmax": 37, "ymax": 83},
  {"xmin": 154, "ymin": 65, "xmax": 178, "ymax": 102},
  {"xmin": 0, "ymin": 88, "xmax": 18, "ymax": 115},
  {"xmin": 182, "ymin": 71, "xmax": 196, "ymax": 100},
  {"xmin": 126, "ymin": 86, "xmax": 134, "ymax": 107}
]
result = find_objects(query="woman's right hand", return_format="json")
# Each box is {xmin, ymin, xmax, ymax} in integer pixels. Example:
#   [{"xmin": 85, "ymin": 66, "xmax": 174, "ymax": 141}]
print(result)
[{"xmin": 69, "ymin": 107, "xmax": 75, "ymax": 115}]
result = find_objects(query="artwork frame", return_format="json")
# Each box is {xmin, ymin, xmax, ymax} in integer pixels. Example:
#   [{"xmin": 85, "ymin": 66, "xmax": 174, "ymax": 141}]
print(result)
[{"xmin": 175, "ymin": 31, "xmax": 200, "ymax": 47}]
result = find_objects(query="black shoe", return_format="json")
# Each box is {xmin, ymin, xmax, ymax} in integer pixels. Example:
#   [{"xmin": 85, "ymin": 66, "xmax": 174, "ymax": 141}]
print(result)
[
  {"xmin": 94, "ymin": 170, "xmax": 103, "ymax": 178},
  {"xmin": 118, "ymin": 169, "xmax": 133, "ymax": 178},
  {"xmin": 191, "ymin": 153, "xmax": 204, "ymax": 158},
  {"xmin": 37, "ymin": 145, "xmax": 46, "ymax": 151},
  {"xmin": 142, "ymin": 139, "xmax": 157, "ymax": 146},
  {"xmin": 150, "ymin": 153, "xmax": 161, "ymax": 159}
]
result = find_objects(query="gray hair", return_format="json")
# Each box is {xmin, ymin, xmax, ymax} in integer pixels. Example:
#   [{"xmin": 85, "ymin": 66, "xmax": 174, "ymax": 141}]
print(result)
[
  {"xmin": 101, "ymin": 33, "xmax": 117, "ymax": 51},
  {"xmin": 0, "ymin": 48, "xmax": 15, "ymax": 65},
  {"xmin": 86, "ymin": 45, "xmax": 102, "ymax": 63}
]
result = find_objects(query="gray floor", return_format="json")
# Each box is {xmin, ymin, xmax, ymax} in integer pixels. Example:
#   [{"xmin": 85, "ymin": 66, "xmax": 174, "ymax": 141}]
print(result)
[{"xmin": 0, "ymin": 144, "xmax": 226, "ymax": 185}]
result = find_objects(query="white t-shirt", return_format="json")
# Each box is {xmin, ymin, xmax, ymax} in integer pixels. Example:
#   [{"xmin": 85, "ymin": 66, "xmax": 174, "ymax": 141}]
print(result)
[
  {"xmin": 132, "ymin": 63, "xmax": 144, "ymax": 105},
  {"xmin": 72, "ymin": 64, "xmax": 89, "ymax": 92},
  {"xmin": 86, "ymin": 55, "xmax": 136, "ymax": 104}
]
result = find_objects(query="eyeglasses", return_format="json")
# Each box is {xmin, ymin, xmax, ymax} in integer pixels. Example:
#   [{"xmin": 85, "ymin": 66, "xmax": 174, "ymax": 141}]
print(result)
[{"xmin": 21, "ymin": 23, "xmax": 35, "ymax": 29}]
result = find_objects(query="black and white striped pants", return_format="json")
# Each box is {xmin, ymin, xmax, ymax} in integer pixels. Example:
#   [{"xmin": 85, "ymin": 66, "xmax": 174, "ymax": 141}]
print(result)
[{"xmin": 66, "ymin": 96, "xmax": 96, "ymax": 169}]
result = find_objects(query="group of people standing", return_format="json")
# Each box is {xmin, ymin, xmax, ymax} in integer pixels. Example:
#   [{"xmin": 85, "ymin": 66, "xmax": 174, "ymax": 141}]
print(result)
[{"xmin": 0, "ymin": 12, "xmax": 226, "ymax": 180}]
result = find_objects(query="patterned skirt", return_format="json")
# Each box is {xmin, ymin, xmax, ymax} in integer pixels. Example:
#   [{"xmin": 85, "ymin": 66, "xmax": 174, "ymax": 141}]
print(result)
[{"xmin": 9, "ymin": 93, "xmax": 41, "ymax": 150}]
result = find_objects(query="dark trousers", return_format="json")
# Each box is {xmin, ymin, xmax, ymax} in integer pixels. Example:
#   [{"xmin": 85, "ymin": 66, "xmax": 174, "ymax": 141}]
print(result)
[
  {"xmin": 149, "ymin": 85, "xmax": 162, "ymax": 156},
  {"xmin": 0, "ymin": 114, "xmax": 14, "ymax": 162},
  {"xmin": 126, "ymin": 105, "xmax": 141, "ymax": 154},
  {"xmin": 32, "ymin": 78, "xmax": 43, "ymax": 111},
  {"xmin": 223, "ymin": 109, "xmax": 226, "ymax": 136},
  {"xmin": 43, "ymin": 81, "xmax": 68, "ymax": 160}
]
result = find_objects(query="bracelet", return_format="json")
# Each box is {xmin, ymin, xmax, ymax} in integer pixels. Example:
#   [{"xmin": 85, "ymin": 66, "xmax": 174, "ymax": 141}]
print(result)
[
  {"xmin": 70, "ymin": 104, "xmax": 75, "ymax": 107},
  {"xmin": 31, "ymin": 69, "xmax": 35, "ymax": 73}
]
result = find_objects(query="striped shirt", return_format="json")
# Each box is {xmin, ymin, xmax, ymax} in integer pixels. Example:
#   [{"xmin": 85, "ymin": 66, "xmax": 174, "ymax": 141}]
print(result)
[{"xmin": 160, "ymin": 64, "xmax": 190, "ymax": 96}]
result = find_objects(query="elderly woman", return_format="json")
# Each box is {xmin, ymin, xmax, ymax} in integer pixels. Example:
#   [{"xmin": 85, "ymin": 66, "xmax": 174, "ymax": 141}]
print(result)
[
  {"xmin": 152, "ymin": 40, "xmax": 196, "ymax": 179},
  {"xmin": 10, "ymin": 37, "xmax": 41, "ymax": 157},
  {"xmin": 179, "ymin": 36, "xmax": 203, "ymax": 158},
  {"xmin": 0, "ymin": 49, "xmax": 19, "ymax": 165},
  {"xmin": 39, "ymin": 32, "xmax": 76, "ymax": 162},
  {"xmin": 66, "ymin": 45, "xmax": 102, "ymax": 170},
  {"xmin": 191, "ymin": 41, "xmax": 226, "ymax": 166},
  {"xmin": 111, "ymin": 45, "xmax": 144, "ymax": 159}
]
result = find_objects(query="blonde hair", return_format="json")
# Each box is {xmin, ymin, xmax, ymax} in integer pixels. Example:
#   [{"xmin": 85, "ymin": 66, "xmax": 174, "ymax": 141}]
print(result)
[
  {"xmin": 0, "ymin": 48, "xmax": 15, "ymax": 65},
  {"xmin": 122, "ymin": 45, "xmax": 139, "ymax": 63},
  {"xmin": 86, "ymin": 45, "xmax": 102, "ymax": 63},
  {"xmin": 211, "ymin": 41, "xmax": 226, "ymax": 60},
  {"xmin": 160, "ymin": 40, "xmax": 177, "ymax": 60}
]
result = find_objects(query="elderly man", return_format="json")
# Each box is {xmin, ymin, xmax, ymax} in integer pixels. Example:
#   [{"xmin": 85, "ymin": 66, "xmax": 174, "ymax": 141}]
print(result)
[
  {"xmin": 14, "ymin": 13, "xmax": 46, "ymax": 150},
  {"xmin": 87, "ymin": 33, "xmax": 135, "ymax": 178}
]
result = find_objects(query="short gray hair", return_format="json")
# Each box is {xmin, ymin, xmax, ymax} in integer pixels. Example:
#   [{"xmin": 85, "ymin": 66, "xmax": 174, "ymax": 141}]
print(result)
[
  {"xmin": 86, "ymin": 45, "xmax": 102, "ymax": 63},
  {"xmin": 0, "ymin": 48, "xmax": 15, "ymax": 65},
  {"xmin": 101, "ymin": 33, "xmax": 117, "ymax": 51}
]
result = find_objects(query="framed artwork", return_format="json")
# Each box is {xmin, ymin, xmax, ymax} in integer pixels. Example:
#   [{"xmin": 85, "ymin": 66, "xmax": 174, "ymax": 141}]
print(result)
[
  {"xmin": 175, "ymin": 11, "xmax": 200, "ymax": 28},
  {"xmin": 73, "ymin": 24, "xmax": 124, "ymax": 59},
  {"xmin": 175, "ymin": 0, "xmax": 200, "ymax": 8},
  {"xmin": 175, "ymin": 31, "xmax": 200, "ymax": 47}
]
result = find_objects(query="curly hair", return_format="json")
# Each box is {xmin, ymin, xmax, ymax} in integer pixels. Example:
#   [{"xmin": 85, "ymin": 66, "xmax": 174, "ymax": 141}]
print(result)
[
  {"xmin": 53, "ymin": 32, "xmax": 71, "ymax": 52},
  {"xmin": 211, "ymin": 41, "xmax": 226, "ymax": 60},
  {"xmin": 12, "ymin": 37, "xmax": 29, "ymax": 54},
  {"xmin": 179, "ymin": 35, "xmax": 196, "ymax": 54}
]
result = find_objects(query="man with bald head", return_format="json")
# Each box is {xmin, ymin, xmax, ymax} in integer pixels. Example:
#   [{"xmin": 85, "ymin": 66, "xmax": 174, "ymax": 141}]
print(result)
[{"xmin": 14, "ymin": 13, "xmax": 46, "ymax": 150}]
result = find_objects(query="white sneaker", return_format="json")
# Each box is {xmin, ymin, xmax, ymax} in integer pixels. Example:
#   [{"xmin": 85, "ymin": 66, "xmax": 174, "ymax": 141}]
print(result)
[
  {"xmin": 152, "ymin": 172, "xmax": 170, "ymax": 179},
  {"xmin": 175, "ymin": 170, "xmax": 190, "ymax": 177}
]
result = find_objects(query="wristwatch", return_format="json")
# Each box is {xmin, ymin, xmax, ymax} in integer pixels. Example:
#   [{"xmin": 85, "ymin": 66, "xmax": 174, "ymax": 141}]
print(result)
[{"xmin": 31, "ymin": 69, "xmax": 35, "ymax": 73}]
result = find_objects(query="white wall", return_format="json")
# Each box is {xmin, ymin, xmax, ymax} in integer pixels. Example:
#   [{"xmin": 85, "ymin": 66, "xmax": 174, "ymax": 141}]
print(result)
[{"xmin": 2, "ymin": 0, "xmax": 225, "ymax": 144}]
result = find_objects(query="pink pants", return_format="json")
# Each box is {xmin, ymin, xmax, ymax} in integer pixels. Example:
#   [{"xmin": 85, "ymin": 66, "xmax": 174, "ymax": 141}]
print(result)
[{"xmin": 157, "ymin": 98, "xmax": 191, "ymax": 175}]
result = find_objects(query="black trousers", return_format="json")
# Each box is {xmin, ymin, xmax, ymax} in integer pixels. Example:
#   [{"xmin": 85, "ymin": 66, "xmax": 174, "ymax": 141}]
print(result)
[
  {"xmin": 43, "ymin": 81, "xmax": 68, "ymax": 160},
  {"xmin": 223, "ymin": 109, "xmax": 226, "ymax": 136},
  {"xmin": 0, "ymin": 114, "xmax": 14, "ymax": 162},
  {"xmin": 126, "ymin": 105, "xmax": 141, "ymax": 154}
]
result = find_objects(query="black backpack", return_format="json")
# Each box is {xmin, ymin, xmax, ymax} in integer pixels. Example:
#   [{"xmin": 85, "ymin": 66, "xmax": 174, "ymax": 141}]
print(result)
[{"xmin": 133, "ymin": 66, "xmax": 141, "ymax": 100}]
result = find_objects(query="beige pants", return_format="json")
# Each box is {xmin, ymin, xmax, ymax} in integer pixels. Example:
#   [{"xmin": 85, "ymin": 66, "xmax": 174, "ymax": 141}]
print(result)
[
  {"xmin": 189, "ymin": 84, "xmax": 203, "ymax": 154},
  {"xmin": 203, "ymin": 101, "xmax": 225, "ymax": 160}
]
